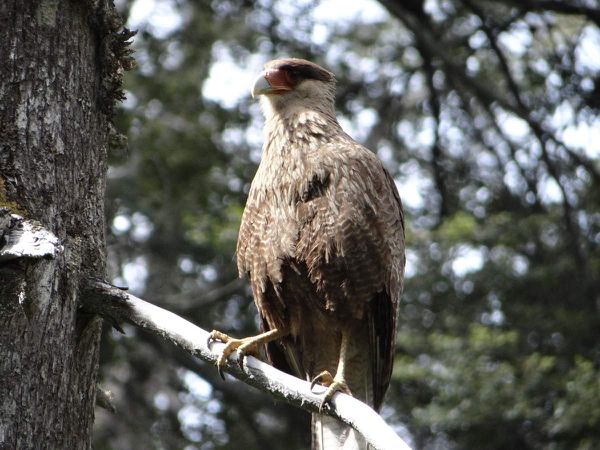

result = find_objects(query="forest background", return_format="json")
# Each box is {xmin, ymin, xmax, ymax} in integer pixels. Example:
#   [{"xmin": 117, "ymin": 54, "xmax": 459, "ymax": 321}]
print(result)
[{"xmin": 95, "ymin": 1, "xmax": 600, "ymax": 449}]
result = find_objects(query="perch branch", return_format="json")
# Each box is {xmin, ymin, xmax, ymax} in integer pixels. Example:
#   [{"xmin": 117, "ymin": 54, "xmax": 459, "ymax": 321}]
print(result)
[{"xmin": 81, "ymin": 279, "xmax": 412, "ymax": 450}]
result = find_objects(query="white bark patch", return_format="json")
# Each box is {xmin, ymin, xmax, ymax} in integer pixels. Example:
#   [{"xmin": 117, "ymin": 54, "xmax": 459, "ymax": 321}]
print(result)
[
  {"xmin": 0, "ymin": 214, "xmax": 62, "ymax": 261},
  {"xmin": 18, "ymin": 288, "xmax": 26, "ymax": 305}
]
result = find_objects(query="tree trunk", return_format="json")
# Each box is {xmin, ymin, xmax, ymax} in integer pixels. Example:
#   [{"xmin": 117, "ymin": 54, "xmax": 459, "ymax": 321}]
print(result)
[{"xmin": 0, "ymin": 1, "xmax": 131, "ymax": 448}]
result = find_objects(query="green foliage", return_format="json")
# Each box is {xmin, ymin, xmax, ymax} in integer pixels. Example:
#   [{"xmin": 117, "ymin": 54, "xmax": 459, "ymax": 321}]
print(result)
[{"xmin": 436, "ymin": 212, "xmax": 478, "ymax": 244}]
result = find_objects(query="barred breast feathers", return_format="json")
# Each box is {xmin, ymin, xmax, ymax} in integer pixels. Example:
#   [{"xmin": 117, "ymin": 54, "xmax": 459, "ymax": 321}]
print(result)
[{"xmin": 237, "ymin": 77, "xmax": 404, "ymax": 304}]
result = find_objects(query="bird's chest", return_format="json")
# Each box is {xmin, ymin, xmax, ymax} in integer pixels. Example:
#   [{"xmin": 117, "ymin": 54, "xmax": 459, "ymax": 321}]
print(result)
[
  {"xmin": 242, "ymin": 150, "xmax": 333, "ymax": 275},
  {"xmin": 252, "ymin": 149, "xmax": 330, "ymax": 221}
]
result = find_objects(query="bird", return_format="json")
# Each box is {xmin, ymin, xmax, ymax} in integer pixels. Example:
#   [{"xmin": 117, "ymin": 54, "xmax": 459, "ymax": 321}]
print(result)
[{"xmin": 208, "ymin": 58, "xmax": 405, "ymax": 449}]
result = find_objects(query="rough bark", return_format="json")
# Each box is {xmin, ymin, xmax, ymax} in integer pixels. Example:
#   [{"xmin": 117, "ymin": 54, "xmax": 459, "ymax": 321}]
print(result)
[{"xmin": 0, "ymin": 1, "xmax": 132, "ymax": 449}]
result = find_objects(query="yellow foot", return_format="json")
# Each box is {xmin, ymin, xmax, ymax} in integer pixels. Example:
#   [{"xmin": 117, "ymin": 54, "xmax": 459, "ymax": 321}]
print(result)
[
  {"xmin": 207, "ymin": 328, "xmax": 287, "ymax": 380},
  {"xmin": 207, "ymin": 330, "xmax": 261, "ymax": 380},
  {"xmin": 310, "ymin": 370, "xmax": 352, "ymax": 411}
]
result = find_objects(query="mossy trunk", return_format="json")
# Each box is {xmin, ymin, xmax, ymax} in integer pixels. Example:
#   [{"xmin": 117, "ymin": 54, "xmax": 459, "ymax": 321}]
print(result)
[{"xmin": 0, "ymin": 1, "xmax": 132, "ymax": 448}]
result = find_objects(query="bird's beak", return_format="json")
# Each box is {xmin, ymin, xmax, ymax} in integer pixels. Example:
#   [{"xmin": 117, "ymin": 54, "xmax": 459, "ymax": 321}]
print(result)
[
  {"xmin": 251, "ymin": 69, "xmax": 293, "ymax": 98},
  {"xmin": 251, "ymin": 73, "xmax": 273, "ymax": 98}
]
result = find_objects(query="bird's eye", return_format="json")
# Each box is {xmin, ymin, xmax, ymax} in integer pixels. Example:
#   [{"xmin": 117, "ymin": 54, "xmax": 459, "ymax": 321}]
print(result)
[
  {"xmin": 282, "ymin": 67, "xmax": 303, "ymax": 84},
  {"xmin": 282, "ymin": 66, "xmax": 300, "ymax": 78}
]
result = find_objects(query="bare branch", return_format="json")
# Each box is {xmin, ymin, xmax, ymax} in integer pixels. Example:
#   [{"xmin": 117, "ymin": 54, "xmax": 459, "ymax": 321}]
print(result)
[
  {"xmin": 379, "ymin": 1, "xmax": 591, "ymax": 267},
  {"xmin": 420, "ymin": 45, "xmax": 451, "ymax": 222},
  {"xmin": 504, "ymin": 0, "xmax": 600, "ymax": 27},
  {"xmin": 81, "ymin": 279, "xmax": 412, "ymax": 450}
]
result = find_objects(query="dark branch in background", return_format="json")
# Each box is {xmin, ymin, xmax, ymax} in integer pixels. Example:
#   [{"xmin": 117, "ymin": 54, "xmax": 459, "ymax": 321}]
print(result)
[
  {"xmin": 421, "ymin": 44, "xmax": 451, "ymax": 223},
  {"xmin": 81, "ymin": 279, "xmax": 412, "ymax": 450},
  {"xmin": 164, "ymin": 278, "xmax": 246, "ymax": 313},
  {"xmin": 481, "ymin": 104, "xmax": 545, "ymax": 212},
  {"xmin": 380, "ymin": 0, "xmax": 593, "ymax": 269},
  {"xmin": 380, "ymin": 1, "xmax": 516, "ymax": 111},
  {"xmin": 505, "ymin": 0, "xmax": 600, "ymax": 27},
  {"xmin": 464, "ymin": 0, "xmax": 588, "ymax": 268},
  {"xmin": 453, "ymin": 89, "xmax": 540, "ymax": 210},
  {"xmin": 462, "ymin": 0, "xmax": 586, "ymax": 267},
  {"xmin": 363, "ymin": 92, "xmax": 400, "ymax": 153},
  {"xmin": 456, "ymin": 3, "xmax": 545, "ymax": 211},
  {"xmin": 462, "ymin": 0, "xmax": 527, "ymax": 109},
  {"xmin": 385, "ymin": 0, "xmax": 599, "ymax": 182},
  {"xmin": 528, "ymin": 123, "xmax": 586, "ymax": 269}
]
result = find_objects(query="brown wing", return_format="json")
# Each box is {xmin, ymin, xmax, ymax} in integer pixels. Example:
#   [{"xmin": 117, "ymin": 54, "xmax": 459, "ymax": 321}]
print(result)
[
  {"xmin": 294, "ymin": 146, "xmax": 405, "ymax": 409},
  {"xmin": 369, "ymin": 167, "xmax": 405, "ymax": 410},
  {"xmin": 236, "ymin": 185, "xmax": 306, "ymax": 376},
  {"xmin": 236, "ymin": 187, "xmax": 295, "ymax": 332}
]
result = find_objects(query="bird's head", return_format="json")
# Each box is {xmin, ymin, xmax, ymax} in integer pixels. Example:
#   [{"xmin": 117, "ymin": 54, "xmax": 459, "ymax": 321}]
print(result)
[{"xmin": 251, "ymin": 58, "xmax": 337, "ymax": 113}]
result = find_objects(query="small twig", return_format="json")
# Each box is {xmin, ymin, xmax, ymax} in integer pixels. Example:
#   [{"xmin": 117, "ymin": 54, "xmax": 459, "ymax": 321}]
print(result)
[
  {"xmin": 80, "ymin": 279, "xmax": 412, "ymax": 450},
  {"xmin": 96, "ymin": 386, "xmax": 117, "ymax": 413}
]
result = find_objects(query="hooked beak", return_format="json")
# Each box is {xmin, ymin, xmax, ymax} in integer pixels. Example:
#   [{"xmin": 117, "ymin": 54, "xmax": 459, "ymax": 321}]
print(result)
[
  {"xmin": 251, "ymin": 73, "xmax": 273, "ymax": 98},
  {"xmin": 251, "ymin": 69, "xmax": 293, "ymax": 98}
]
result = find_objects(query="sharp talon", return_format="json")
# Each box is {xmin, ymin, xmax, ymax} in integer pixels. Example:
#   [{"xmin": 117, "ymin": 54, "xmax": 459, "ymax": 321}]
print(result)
[
  {"xmin": 310, "ymin": 370, "xmax": 334, "ymax": 393},
  {"xmin": 310, "ymin": 375, "xmax": 324, "ymax": 392},
  {"xmin": 207, "ymin": 330, "xmax": 221, "ymax": 350},
  {"xmin": 318, "ymin": 400, "xmax": 328, "ymax": 413},
  {"xmin": 318, "ymin": 394, "xmax": 334, "ymax": 412},
  {"xmin": 207, "ymin": 328, "xmax": 286, "ymax": 381},
  {"xmin": 313, "ymin": 372, "xmax": 350, "ymax": 411}
]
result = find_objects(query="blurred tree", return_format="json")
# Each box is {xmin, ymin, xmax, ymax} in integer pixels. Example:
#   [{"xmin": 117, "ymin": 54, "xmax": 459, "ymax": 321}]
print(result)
[{"xmin": 96, "ymin": 0, "xmax": 600, "ymax": 449}]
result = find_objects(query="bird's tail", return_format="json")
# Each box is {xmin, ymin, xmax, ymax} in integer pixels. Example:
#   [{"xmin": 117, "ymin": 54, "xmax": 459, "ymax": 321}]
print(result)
[
  {"xmin": 310, "ymin": 324, "xmax": 373, "ymax": 450},
  {"xmin": 311, "ymin": 414, "xmax": 370, "ymax": 450}
]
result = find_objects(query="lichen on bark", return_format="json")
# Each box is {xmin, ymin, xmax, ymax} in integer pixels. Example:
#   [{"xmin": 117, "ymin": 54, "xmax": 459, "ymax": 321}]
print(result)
[
  {"xmin": 85, "ymin": 0, "xmax": 136, "ymax": 118},
  {"xmin": 0, "ymin": 178, "xmax": 28, "ymax": 216}
]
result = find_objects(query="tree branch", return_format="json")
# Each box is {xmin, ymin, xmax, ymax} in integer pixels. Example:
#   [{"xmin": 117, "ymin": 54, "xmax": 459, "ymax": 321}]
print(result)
[
  {"xmin": 420, "ymin": 44, "xmax": 451, "ymax": 222},
  {"xmin": 81, "ymin": 279, "xmax": 412, "ymax": 450},
  {"xmin": 379, "ymin": 0, "xmax": 591, "ymax": 268},
  {"xmin": 504, "ymin": 0, "xmax": 600, "ymax": 27}
]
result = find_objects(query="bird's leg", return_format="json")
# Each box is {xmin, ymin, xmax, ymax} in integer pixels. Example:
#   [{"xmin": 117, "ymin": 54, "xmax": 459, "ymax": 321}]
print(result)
[
  {"xmin": 207, "ymin": 328, "xmax": 288, "ymax": 379},
  {"xmin": 310, "ymin": 329, "xmax": 352, "ymax": 411}
]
